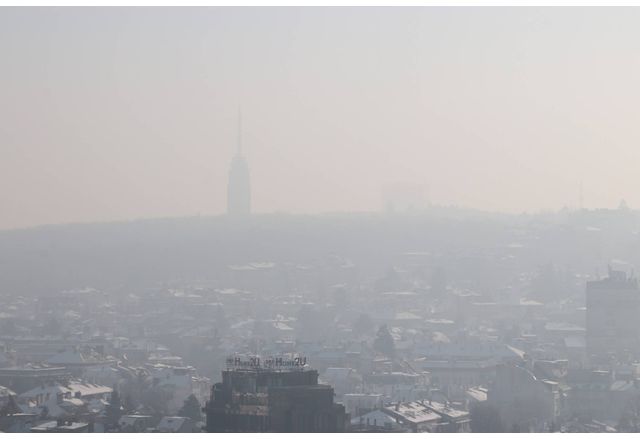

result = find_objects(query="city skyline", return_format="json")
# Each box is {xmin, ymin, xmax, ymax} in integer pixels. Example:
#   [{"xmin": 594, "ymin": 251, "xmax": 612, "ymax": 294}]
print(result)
[{"xmin": 5, "ymin": 4, "xmax": 640, "ymax": 435}]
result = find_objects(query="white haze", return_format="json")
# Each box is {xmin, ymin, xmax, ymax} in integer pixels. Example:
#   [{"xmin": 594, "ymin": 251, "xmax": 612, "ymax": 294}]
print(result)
[{"xmin": 1, "ymin": 7, "xmax": 640, "ymax": 229}]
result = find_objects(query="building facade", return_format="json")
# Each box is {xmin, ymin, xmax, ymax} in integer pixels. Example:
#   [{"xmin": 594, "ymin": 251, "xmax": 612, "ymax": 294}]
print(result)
[
  {"xmin": 205, "ymin": 366, "xmax": 347, "ymax": 432},
  {"xmin": 586, "ymin": 268, "xmax": 640, "ymax": 363}
]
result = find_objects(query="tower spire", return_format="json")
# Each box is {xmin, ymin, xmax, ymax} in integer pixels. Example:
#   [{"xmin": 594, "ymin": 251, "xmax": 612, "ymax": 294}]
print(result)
[
  {"xmin": 227, "ymin": 108, "xmax": 251, "ymax": 216},
  {"xmin": 237, "ymin": 107, "xmax": 243, "ymax": 155}
]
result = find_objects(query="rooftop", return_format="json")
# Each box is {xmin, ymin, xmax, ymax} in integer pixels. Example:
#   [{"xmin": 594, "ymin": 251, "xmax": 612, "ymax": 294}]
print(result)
[{"xmin": 384, "ymin": 402, "xmax": 442, "ymax": 425}]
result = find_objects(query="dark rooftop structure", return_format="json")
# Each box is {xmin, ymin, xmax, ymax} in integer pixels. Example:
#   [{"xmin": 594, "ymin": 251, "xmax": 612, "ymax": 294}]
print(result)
[
  {"xmin": 30, "ymin": 420, "xmax": 90, "ymax": 433},
  {"xmin": 205, "ymin": 364, "xmax": 347, "ymax": 432}
]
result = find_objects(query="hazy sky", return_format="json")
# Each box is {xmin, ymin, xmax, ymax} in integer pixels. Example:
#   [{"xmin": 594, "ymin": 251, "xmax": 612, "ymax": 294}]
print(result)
[{"xmin": 2, "ymin": 7, "xmax": 640, "ymax": 230}]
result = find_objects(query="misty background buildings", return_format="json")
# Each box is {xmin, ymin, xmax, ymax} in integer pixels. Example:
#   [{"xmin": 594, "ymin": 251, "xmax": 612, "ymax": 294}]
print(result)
[{"xmin": 3, "ymin": 204, "xmax": 640, "ymax": 432}]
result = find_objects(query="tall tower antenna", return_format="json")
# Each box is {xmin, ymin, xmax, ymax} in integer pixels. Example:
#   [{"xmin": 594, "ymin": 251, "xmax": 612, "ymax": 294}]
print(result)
[
  {"xmin": 579, "ymin": 181, "xmax": 584, "ymax": 210},
  {"xmin": 227, "ymin": 108, "xmax": 251, "ymax": 216},
  {"xmin": 237, "ymin": 107, "xmax": 243, "ymax": 155}
]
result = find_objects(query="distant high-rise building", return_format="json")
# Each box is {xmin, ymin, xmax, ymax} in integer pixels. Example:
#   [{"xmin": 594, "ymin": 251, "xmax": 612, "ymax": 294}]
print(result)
[
  {"xmin": 586, "ymin": 267, "xmax": 640, "ymax": 363},
  {"xmin": 227, "ymin": 112, "xmax": 251, "ymax": 216},
  {"xmin": 205, "ymin": 358, "xmax": 347, "ymax": 432}
]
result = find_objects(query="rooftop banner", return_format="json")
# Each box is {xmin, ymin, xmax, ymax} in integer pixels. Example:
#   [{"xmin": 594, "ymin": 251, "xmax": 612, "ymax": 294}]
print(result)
[{"xmin": 225, "ymin": 355, "xmax": 307, "ymax": 370}]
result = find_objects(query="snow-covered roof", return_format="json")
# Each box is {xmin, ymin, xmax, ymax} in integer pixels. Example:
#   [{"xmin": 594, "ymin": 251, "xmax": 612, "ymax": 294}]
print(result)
[
  {"xmin": 31, "ymin": 420, "xmax": 88, "ymax": 432},
  {"xmin": 0, "ymin": 385, "xmax": 16, "ymax": 397},
  {"xmin": 423, "ymin": 401, "xmax": 469, "ymax": 420},
  {"xmin": 60, "ymin": 398, "xmax": 84, "ymax": 407},
  {"xmin": 19, "ymin": 380, "xmax": 112, "ymax": 401},
  {"xmin": 351, "ymin": 409, "xmax": 398, "ymax": 426},
  {"xmin": 20, "ymin": 384, "xmax": 71, "ymax": 399},
  {"xmin": 384, "ymin": 402, "xmax": 441, "ymax": 425},
  {"xmin": 465, "ymin": 387, "xmax": 488, "ymax": 402},
  {"xmin": 66, "ymin": 382, "xmax": 112, "ymax": 397}
]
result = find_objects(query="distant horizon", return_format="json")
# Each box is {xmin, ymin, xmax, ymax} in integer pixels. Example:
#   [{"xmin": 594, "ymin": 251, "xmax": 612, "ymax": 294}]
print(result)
[{"xmin": 1, "ymin": 202, "xmax": 635, "ymax": 233}]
